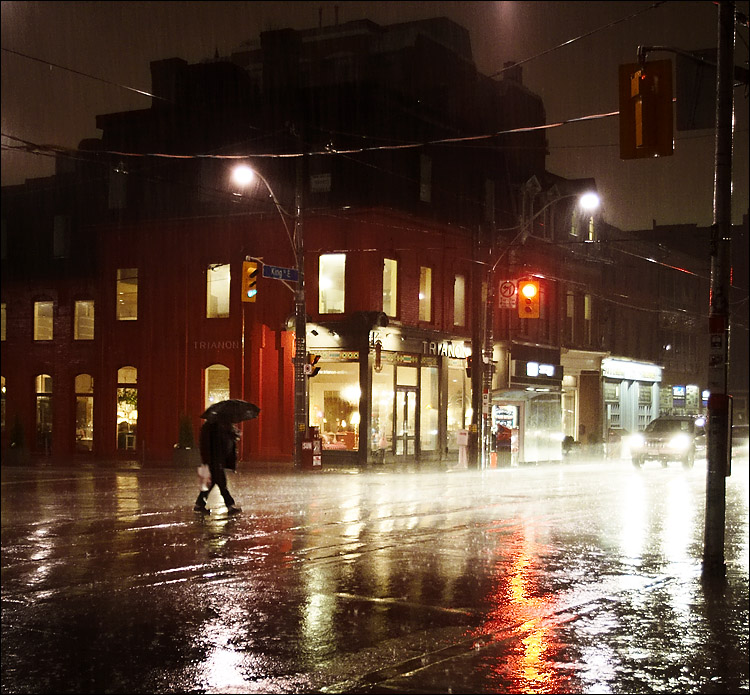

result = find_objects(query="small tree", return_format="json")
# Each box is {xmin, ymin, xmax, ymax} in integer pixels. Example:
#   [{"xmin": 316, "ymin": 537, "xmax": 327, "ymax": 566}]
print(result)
[{"xmin": 177, "ymin": 414, "xmax": 195, "ymax": 449}]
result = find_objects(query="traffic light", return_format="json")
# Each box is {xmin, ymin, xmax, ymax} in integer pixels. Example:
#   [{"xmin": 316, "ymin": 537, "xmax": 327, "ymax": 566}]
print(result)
[
  {"xmin": 517, "ymin": 279, "xmax": 540, "ymax": 319},
  {"xmin": 241, "ymin": 260, "xmax": 259, "ymax": 303},
  {"xmin": 619, "ymin": 59, "xmax": 673, "ymax": 159},
  {"xmin": 465, "ymin": 355, "xmax": 472, "ymax": 378},
  {"xmin": 305, "ymin": 353, "xmax": 321, "ymax": 377}
]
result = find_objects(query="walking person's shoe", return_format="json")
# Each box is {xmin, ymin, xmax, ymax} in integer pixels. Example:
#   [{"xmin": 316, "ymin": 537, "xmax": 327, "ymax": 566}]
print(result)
[
  {"xmin": 226, "ymin": 505, "xmax": 242, "ymax": 515},
  {"xmin": 193, "ymin": 505, "xmax": 209, "ymax": 514}
]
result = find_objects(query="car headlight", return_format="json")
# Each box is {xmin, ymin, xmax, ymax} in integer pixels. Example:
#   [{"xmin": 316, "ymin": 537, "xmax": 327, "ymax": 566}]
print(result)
[
  {"xmin": 669, "ymin": 433, "xmax": 691, "ymax": 451},
  {"xmin": 629, "ymin": 433, "xmax": 645, "ymax": 449}
]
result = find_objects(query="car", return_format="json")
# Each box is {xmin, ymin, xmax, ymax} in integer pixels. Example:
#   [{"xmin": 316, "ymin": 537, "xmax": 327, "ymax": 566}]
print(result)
[{"xmin": 629, "ymin": 416, "xmax": 706, "ymax": 469}]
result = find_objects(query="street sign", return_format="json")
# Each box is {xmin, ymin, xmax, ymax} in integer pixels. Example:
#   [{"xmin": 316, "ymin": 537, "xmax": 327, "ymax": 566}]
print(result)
[
  {"xmin": 499, "ymin": 280, "xmax": 517, "ymax": 309},
  {"xmin": 262, "ymin": 264, "xmax": 299, "ymax": 282}
]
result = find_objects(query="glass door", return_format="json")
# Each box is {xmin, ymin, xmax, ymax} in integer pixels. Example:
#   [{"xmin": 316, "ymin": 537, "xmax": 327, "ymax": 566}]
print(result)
[{"xmin": 395, "ymin": 387, "xmax": 417, "ymax": 456}]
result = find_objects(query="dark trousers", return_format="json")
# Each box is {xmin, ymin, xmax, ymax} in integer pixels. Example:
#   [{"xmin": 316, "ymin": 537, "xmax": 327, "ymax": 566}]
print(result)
[{"xmin": 195, "ymin": 464, "xmax": 235, "ymax": 508}]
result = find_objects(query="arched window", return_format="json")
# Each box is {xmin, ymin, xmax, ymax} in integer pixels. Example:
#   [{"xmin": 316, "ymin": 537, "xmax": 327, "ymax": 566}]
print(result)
[
  {"xmin": 75, "ymin": 374, "xmax": 94, "ymax": 452},
  {"xmin": 204, "ymin": 364, "xmax": 230, "ymax": 410},
  {"xmin": 116, "ymin": 366, "xmax": 137, "ymax": 451},
  {"xmin": 35, "ymin": 373, "xmax": 52, "ymax": 454}
]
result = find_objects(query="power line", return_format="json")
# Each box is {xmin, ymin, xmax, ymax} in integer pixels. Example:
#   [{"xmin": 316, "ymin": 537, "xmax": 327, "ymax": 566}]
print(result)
[
  {"xmin": 490, "ymin": 2, "xmax": 668, "ymax": 77},
  {"xmin": 1, "ymin": 47, "xmax": 168, "ymax": 102}
]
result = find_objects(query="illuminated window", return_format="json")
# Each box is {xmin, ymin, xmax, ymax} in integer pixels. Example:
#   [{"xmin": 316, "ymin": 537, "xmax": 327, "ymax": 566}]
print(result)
[
  {"xmin": 309, "ymin": 358, "xmax": 360, "ymax": 451},
  {"xmin": 116, "ymin": 366, "xmax": 137, "ymax": 451},
  {"xmin": 34, "ymin": 301, "xmax": 53, "ymax": 340},
  {"xmin": 383, "ymin": 258, "xmax": 398, "ymax": 317},
  {"xmin": 420, "ymin": 364, "xmax": 439, "ymax": 451},
  {"xmin": 206, "ymin": 263, "xmax": 230, "ymax": 318},
  {"xmin": 319, "ymin": 254, "xmax": 345, "ymax": 314},
  {"xmin": 419, "ymin": 266, "xmax": 432, "ymax": 322},
  {"xmin": 584, "ymin": 294, "xmax": 593, "ymax": 344},
  {"xmin": 453, "ymin": 275, "xmax": 465, "ymax": 326},
  {"xmin": 35, "ymin": 373, "xmax": 52, "ymax": 453},
  {"xmin": 74, "ymin": 300, "xmax": 95, "ymax": 340},
  {"xmin": 116, "ymin": 268, "xmax": 138, "ymax": 320},
  {"xmin": 204, "ymin": 364, "xmax": 230, "ymax": 410},
  {"xmin": 75, "ymin": 374, "xmax": 94, "ymax": 452},
  {"xmin": 566, "ymin": 290, "xmax": 576, "ymax": 341}
]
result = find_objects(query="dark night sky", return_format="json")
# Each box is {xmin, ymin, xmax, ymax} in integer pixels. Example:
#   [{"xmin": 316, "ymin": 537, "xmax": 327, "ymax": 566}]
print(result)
[{"xmin": 1, "ymin": 1, "xmax": 748, "ymax": 231}]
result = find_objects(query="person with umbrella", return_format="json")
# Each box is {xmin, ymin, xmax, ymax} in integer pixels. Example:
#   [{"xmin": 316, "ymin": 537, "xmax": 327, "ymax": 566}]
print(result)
[{"xmin": 194, "ymin": 399, "xmax": 260, "ymax": 515}]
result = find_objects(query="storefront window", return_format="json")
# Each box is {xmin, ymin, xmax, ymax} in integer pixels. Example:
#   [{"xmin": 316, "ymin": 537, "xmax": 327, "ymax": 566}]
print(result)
[
  {"xmin": 75, "ymin": 373, "xmax": 94, "ymax": 452},
  {"xmin": 420, "ymin": 363, "xmax": 439, "ymax": 451},
  {"xmin": 116, "ymin": 366, "xmax": 137, "ymax": 451},
  {"xmin": 371, "ymin": 364, "xmax": 394, "ymax": 452},
  {"xmin": 447, "ymin": 360, "xmax": 469, "ymax": 451},
  {"xmin": 204, "ymin": 364, "xmax": 230, "ymax": 409},
  {"xmin": 309, "ymin": 357, "xmax": 359, "ymax": 450},
  {"xmin": 35, "ymin": 373, "xmax": 52, "ymax": 453}
]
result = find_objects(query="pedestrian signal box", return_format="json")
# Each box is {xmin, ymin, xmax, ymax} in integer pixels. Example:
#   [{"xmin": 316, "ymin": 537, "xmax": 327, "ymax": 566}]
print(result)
[
  {"xmin": 241, "ymin": 261, "xmax": 259, "ymax": 302},
  {"xmin": 517, "ymin": 279, "xmax": 540, "ymax": 319},
  {"xmin": 619, "ymin": 59, "xmax": 673, "ymax": 159},
  {"xmin": 305, "ymin": 353, "xmax": 321, "ymax": 377}
]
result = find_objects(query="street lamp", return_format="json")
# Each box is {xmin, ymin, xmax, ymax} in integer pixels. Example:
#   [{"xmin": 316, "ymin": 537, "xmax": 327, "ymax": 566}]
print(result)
[
  {"xmin": 231, "ymin": 163, "xmax": 307, "ymax": 469},
  {"xmin": 479, "ymin": 190, "xmax": 601, "ymax": 467}
]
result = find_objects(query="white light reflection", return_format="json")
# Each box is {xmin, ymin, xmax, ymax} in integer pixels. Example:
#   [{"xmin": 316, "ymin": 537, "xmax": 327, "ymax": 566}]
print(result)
[{"xmin": 618, "ymin": 473, "xmax": 648, "ymax": 564}]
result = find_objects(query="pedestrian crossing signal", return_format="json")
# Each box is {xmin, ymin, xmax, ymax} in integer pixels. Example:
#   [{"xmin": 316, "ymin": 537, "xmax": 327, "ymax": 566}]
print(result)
[
  {"xmin": 242, "ymin": 261, "xmax": 259, "ymax": 303},
  {"xmin": 305, "ymin": 353, "xmax": 321, "ymax": 377}
]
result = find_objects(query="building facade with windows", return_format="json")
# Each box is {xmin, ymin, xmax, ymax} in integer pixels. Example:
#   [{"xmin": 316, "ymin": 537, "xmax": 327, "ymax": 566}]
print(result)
[{"xmin": 1, "ymin": 16, "xmax": 719, "ymax": 466}]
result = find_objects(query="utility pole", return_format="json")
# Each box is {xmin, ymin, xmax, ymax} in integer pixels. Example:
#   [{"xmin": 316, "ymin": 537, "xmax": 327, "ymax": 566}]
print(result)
[
  {"xmin": 293, "ymin": 155, "xmax": 307, "ymax": 469},
  {"xmin": 703, "ymin": 0, "xmax": 735, "ymax": 577}
]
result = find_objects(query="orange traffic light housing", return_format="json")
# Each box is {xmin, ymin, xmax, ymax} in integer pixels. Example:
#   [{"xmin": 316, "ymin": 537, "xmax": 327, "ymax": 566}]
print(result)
[
  {"xmin": 306, "ymin": 353, "xmax": 321, "ymax": 377},
  {"xmin": 619, "ymin": 59, "xmax": 673, "ymax": 159},
  {"xmin": 241, "ymin": 260, "xmax": 259, "ymax": 303},
  {"xmin": 517, "ymin": 279, "xmax": 540, "ymax": 319}
]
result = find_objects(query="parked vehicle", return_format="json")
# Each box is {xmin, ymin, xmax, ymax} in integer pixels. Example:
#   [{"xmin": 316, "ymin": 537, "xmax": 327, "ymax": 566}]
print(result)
[{"xmin": 629, "ymin": 416, "xmax": 706, "ymax": 469}]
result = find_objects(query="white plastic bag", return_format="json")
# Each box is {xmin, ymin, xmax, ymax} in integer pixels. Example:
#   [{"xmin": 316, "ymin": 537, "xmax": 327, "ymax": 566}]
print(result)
[{"xmin": 196, "ymin": 464, "xmax": 212, "ymax": 491}]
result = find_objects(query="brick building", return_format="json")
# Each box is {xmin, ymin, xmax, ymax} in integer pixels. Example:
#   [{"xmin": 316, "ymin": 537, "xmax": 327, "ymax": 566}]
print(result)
[{"xmin": 1, "ymin": 17, "xmax": 715, "ymax": 466}]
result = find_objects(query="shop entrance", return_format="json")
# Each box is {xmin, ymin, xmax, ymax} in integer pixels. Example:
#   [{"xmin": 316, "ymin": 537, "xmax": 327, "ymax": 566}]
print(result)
[{"xmin": 395, "ymin": 387, "xmax": 417, "ymax": 456}]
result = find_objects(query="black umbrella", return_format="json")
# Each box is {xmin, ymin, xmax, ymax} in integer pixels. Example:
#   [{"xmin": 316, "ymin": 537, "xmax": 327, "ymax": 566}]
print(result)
[{"xmin": 201, "ymin": 399, "xmax": 260, "ymax": 423}]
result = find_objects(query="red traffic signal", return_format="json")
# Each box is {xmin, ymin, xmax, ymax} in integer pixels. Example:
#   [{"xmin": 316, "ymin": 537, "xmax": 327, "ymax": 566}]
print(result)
[{"xmin": 517, "ymin": 279, "xmax": 540, "ymax": 319}]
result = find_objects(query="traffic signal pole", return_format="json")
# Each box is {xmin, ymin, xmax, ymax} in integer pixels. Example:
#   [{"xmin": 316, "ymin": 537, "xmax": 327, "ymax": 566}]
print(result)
[
  {"xmin": 293, "ymin": 156, "xmax": 307, "ymax": 469},
  {"xmin": 703, "ymin": 0, "xmax": 735, "ymax": 578}
]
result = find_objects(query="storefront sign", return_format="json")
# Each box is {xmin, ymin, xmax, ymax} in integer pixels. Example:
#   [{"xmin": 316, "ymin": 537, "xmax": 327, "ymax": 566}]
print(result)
[
  {"xmin": 601, "ymin": 358, "xmax": 661, "ymax": 383},
  {"xmin": 193, "ymin": 340, "xmax": 241, "ymax": 350},
  {"xmin": 421, "ymin": 340, "xmax": 467, "ymax": 359}
]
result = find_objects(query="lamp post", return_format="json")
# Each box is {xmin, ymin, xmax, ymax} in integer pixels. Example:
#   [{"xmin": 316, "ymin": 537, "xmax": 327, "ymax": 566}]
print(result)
[
  {"xmin": 480, "ymin": 190, "xmax": 600, "ymax": 467},
  {"xmin": 231, "ymin": 163, "xmax": 306, "ymax": 468}
]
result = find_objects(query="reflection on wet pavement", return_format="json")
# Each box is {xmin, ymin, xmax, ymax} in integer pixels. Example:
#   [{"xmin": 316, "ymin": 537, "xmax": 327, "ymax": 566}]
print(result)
[{"xmin": 1, "ymin": 460, "xmax": 748, "ymax": 693}]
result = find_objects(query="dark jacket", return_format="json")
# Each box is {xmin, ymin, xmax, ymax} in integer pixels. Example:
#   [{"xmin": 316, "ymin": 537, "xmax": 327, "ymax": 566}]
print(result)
[{"xmin": 200, "ymin": 420, "xmax": 237, "ymax": 473}]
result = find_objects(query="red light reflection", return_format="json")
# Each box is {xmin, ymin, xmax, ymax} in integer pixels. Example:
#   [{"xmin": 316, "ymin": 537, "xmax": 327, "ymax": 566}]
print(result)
[{"xmin": 471, "ymin": 529, "xmax": 574, "ymax": 693}]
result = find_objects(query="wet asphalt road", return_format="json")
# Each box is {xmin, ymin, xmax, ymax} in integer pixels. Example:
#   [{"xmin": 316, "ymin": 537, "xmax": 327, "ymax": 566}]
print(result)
[{"xmin": 1, "ymin": 456, "xmax": 748, "ymax": 694}]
